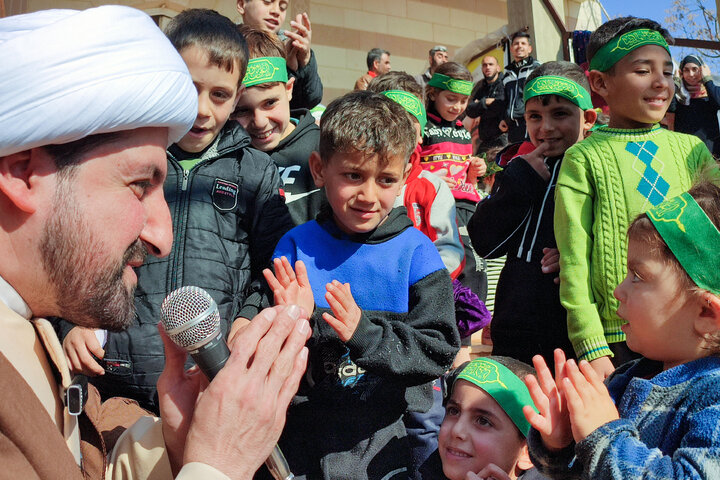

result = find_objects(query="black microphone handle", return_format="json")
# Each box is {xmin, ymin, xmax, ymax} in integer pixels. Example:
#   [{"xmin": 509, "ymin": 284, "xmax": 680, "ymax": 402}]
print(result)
[{"xmin": 188, "ymin": 330, "xmax": 295, "ymax": 480}]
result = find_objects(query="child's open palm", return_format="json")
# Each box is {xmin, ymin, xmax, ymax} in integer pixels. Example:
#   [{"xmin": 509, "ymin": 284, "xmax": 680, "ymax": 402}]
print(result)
[
  {"xmin": 323, "ymin": 280, "xmax": 362, "ymax": 342},
  {"xmin": 263, "ymin": 257, "xmax": 314, "ymax": 315},
  {"xmin": 523, "ymin": 349, "xmax": 574, "ymax": 451}
]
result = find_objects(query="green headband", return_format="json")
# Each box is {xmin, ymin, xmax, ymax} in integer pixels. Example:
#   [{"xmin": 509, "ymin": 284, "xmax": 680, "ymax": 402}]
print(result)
[
  {"xmin": 383, "ymin": 90, "xmax": 427, "ymax": 131},
  {"xmin": 523, "ymin": 75, "xmax": 593, "ymax": 110},
  {"xmin": 589, "ymin": 28, "xmax": 670, "ymax": 72},
  {"xmin": 427, "ymin": 73, "xmax": 473, "ymax": 96},
  {"xmin": 242, "ymin": 57, "xmax": 288, "ymax": 87},
  {"xmin": 456, "ymin": 358, "xmax": 538, "ymax": 437},
  {"xmin": 647, "ymin": 192, "xmax": 720, "ymax": 296}
]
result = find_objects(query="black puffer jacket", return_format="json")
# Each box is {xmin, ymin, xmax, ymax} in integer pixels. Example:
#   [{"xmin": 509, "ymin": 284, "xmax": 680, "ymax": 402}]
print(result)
[{"xmin": 84, "ymin": 123, "xmax": 293, "ymax": 411}]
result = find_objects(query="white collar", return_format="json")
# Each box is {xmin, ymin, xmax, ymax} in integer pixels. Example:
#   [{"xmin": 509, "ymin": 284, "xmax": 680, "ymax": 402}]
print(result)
[{"xmin": 0, "ymin": 274, "xmax": 32, "ymax": 319}]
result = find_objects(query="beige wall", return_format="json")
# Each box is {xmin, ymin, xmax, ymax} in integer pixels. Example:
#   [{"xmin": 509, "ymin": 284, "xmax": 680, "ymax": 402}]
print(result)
[{"xmin": 2, "ymin": 0, "xmax": 596, "ymax": 104}]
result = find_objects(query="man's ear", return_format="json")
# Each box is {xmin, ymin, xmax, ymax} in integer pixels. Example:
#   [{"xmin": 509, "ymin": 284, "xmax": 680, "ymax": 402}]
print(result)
[
  {"xmin": 237, "ymin": 0, "xmax": 247, "ymax": 16},
  {"xmin": 588, "ymin": 70, "xmax": 609, "ymax": 96},
  {"xmin": 515, "ymin": 442, "xmax": 534, "ymax": 473},
  {"xmin": 0, "ymin": 148, "xmax": 52, "ymax": 214},
  {"xmin": 285, "ymin": 77, "xmax": 296, "ymax": 102},
  {"xmin": 308, "ymin": 151, "xmax": 325, "ymax": 188},
  {"xmin": 695, "ymin": 292, "xmax": 720, "ymax": 342},
  {"xmin": 527, "ymin": 44, "xmax": 533, "ymax": 55},
  {"xmin": 372, "ymin": 59, "xmax": 380, "ymax": 73}
]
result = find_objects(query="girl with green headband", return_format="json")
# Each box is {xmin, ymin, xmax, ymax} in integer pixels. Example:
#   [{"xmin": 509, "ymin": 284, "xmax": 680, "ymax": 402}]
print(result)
[
  {"xmin": 527, "ymin": 177, "xmax": 720, "ymax": 479},
  {"xmin": 420, "ymin": 61, "xmax": 489, "ymax": 326},
  {"xmin": 553, "ymin": 16, "xmax": 716, "ymax": 379}
]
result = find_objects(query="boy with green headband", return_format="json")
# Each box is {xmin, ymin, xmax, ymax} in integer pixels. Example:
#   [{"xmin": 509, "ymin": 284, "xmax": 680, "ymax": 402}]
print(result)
[
  {"xmin": 553, "ymin": 16, "xmax": 716, "ymax": 378},
  {"xmin": 470, "ymin": 61, "xmax": 596, "ymax": 368},
  {"xmin": 233, "ymin": 26, "xmax": 322, "ymax": 227},
  {"xmin": 420, "ymin": 356, "xmax": 541, "ymax": 480},
  {"xmin": 525, "ymin": 177, "xmax": 720, "ymax": 479}
]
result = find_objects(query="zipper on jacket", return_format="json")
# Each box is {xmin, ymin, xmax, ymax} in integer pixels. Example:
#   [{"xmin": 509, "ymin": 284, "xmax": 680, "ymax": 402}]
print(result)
[
  {"xmin": 181, "ymin": 169, "xmax": 189, "ymax": 191},
  {"xmin": 169, "ymin": 165, "xmax": 193, "ymax": 292}
]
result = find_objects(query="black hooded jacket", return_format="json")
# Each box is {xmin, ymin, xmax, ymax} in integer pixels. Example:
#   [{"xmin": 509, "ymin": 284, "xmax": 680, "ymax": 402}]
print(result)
[
  {"xmin": 468, "ymin": 143, "xmax": 573, "ymax": 365},
  {"xmin": 269, "ymin": 108, "xmax": 323, "ymax": 225}
]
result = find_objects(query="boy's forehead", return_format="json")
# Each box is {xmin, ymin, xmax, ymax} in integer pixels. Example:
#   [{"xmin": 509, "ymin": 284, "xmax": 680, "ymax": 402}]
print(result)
[
  {"xmin": 451, "ymin": 380, "xmax": 510, "ymax": 422},
  {"xmin": 615, "ymin": 44, "xmax": 673, "ymax": 68},
  {"xmin": 329, "ymin": 150, "xmax": 407, "ymax": 170},
  {"xmin": 525, "ymin": 94, "xmax": 582, "ymax": 111}
]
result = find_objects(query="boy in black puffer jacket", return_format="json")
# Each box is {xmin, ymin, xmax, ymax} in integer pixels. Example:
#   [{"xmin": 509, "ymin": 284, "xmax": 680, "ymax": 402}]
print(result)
[{"xmin": 59, "ymin": 9, "xmax": 293, "ymax": 413}]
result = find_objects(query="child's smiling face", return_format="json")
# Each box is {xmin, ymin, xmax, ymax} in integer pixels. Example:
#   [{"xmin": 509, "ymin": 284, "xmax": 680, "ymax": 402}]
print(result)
[
  {"xmin": 524, "ymin": 95, "xmax": 593, "ymax": 158},
  {"xmin": 309, "ymin": 150, "xmax": 409, "ymax": 235},
  {"xmin": 595, "ymin": 44, "xmax": 673, "ymax": 130},
  {"xmin": 439, "ymin": 380, "xmax": 528, "ymax": 480}
]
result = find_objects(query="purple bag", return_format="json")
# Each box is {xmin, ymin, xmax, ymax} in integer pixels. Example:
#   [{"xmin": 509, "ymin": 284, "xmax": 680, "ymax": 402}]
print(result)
[{"xmin": 452, "ymin": 279, "xmax": 491, "ymax": 339}]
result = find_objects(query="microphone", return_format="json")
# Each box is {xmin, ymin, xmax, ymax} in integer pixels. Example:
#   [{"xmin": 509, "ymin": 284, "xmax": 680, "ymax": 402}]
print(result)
[{"xmin": 161, "ymin": 286, "xmax": 295, "ymax": 480}]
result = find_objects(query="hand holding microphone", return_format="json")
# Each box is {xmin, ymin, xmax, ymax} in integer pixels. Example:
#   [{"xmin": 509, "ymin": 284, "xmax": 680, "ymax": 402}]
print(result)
[{"xmin": 157, "ymin": 286, "xmax": 310, "ymax": 480}]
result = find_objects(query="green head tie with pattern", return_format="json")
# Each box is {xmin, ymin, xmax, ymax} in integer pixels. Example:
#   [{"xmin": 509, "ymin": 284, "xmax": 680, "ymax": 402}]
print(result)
[
  {"xmin": 647, "ymin": 192, "xmax": 720, "ymax": 296},
  {"xmin": 242, "ymin": 57, "xmax": 288, "ymax": 87},
  {"xmin": 427, "ymin": 73, "xmax": 473, "ymax": 96},
  {"xmin": 523, "ymin": 75, "xmax": 593, "ymax": 110},
  {"xmin": 589, "ymin": 28, "xmax": 670, "ymax": 72},
  {"xmin": 456, "ymin": 358, "xmax": 538, "ymax": 437},
  {"xmin": 383, "ymin": 90, "xmax": 427, "ymax": 131}
]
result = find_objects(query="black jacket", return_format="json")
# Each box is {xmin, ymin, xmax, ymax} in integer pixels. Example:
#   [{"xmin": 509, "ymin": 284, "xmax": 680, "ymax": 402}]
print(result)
[
  {"xmin": 270, "ymin": 108, "xmax": 323, "ymax": 225},
  {"xmin": 84, "ymin": 123, "xmax": 294, "ymax": 411},
  {"xmin": 289, "ymin": 49, "xmax": 323, "ymax": 110},
  {"xmin": 467, "ymin": 73, "xmax": 506, "ymax": 142},
  {"xmin": 468, "ymin": 144, "xmax": 573, "ymax": 365},
  {"xmin": 502, "ymin": 56, "xmax": 541, "ymax": 122}
]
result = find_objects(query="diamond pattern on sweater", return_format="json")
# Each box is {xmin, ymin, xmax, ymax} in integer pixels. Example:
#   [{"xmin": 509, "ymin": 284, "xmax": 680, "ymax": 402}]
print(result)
[{"xmin": 626, "ymin": 140, "xmax": 668, "ymax": 206}]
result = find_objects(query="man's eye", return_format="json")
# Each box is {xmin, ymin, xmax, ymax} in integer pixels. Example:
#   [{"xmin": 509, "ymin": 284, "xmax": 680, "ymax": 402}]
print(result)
[{"xmin": 130, "ymin": 181, "xmax": 151, "ymax": 198}]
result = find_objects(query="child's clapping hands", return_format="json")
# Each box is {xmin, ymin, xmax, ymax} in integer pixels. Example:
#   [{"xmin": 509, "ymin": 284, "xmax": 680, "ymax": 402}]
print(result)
[
  {"xmin": 522, "ymin": 349, "xmax": 619, "ymax": 450},
  {"xmin": 264, "ymin": 257, "xmax": 362, "ymax": 342}
]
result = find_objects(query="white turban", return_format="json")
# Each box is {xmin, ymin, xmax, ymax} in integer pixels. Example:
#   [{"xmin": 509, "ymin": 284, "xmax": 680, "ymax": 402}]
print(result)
[{"xmin": 0, "ymin": 5, "xmax": 197, "ymax": 157}]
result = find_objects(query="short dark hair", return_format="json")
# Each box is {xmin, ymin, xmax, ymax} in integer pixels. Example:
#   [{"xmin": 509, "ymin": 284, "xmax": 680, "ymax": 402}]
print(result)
[
  {"xmin": 238, "ymin": 24, "xmax": 285, "ymax": 59},
  {"xmin": 319, "ymin": 91, "xmax": 415, "ymax": 165},
  {"xmin": 525, "ymin": 61, "xmax": 591, "ymax": 107},
  {"xmin": 587, "ymin": 16, "xmax": 673, "ymax": 68},
  {"xmin": 366, "ymin": 48, "xmax": 390, "ymax": 70},
  {"xmin": 164, "ymin": 9, "xmax": 249, "ymax": 87},
  {"xmin": 43, "ymin": 132, "xmax": 124, "ymax": 172},
  {"xmin": 366, "ymin": 71, "xmax": 423, "ymax": 100},
  {"xmin": 511, "ymin": 31, "xmax": 531, "ymax": 43},
  {"xmin": 425, "ymin": 61, "xmax": 472, "ymax": 105}
]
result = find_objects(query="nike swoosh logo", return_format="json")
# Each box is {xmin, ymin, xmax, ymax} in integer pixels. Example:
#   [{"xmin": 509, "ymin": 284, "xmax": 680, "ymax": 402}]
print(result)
[{"xmin": 284, "ymin": 188, "xmax": 321, "ymax": 203}]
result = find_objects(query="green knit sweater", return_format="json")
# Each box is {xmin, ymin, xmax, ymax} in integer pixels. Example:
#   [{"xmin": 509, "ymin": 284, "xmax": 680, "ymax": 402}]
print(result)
[{"xmin": 555, "ymin": 125, "xmax": 715, "ymax": 361}]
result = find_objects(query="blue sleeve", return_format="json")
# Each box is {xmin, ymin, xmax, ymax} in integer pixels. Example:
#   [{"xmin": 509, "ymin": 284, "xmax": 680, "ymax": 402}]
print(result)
[{"xmin": 574, "ymin": 405, "xmax": 720, "ymax": 480}]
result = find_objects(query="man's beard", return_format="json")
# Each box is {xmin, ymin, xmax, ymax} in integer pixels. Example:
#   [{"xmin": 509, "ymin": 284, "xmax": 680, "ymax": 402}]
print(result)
[{"xmin": 40, "ymin": 174, "xmax": 147, "ymax": 332}]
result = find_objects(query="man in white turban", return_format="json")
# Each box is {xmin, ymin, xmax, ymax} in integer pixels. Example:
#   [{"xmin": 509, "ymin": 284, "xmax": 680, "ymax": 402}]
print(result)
[{"xmin": 0, "ymin": 6, "xmax": 309, "ymax": 480}]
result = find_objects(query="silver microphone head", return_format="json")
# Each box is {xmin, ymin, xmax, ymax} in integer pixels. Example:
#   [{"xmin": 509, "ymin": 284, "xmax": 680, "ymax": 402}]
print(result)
[{"xmin": 161, "ymin": 286, "xmax": 221, "ymax": 351}]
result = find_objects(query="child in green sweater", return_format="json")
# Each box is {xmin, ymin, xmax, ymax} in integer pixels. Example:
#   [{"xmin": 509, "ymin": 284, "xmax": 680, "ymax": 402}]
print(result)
[{"xmin": 554, "ymin": 16, "xmax": 716, "ymax": 378}]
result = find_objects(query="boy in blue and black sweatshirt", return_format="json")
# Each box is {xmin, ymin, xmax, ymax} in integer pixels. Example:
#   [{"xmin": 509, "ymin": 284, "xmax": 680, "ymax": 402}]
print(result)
[{"xmin": 263, "ymin": 90, "xmax": 460, "ymax": 480}]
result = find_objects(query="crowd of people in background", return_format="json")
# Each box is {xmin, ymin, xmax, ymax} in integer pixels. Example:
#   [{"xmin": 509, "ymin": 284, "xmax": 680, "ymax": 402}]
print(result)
[{"xmin": 3, "ymin": 1, "xmax": 720, "ymax": 479}]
